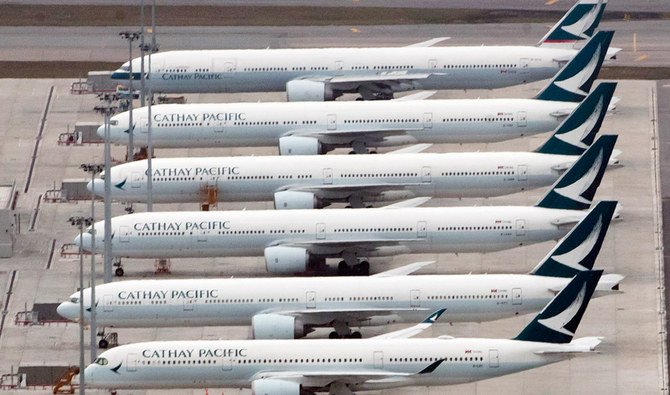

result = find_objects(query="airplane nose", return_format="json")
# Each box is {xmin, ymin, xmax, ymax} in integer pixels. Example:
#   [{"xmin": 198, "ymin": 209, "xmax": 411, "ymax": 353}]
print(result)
[
  {"xmin": 74, "ymin": 232, "xmax": 93, "ymax": 252},
  {"xmin": 96, "ymin": 124, "xmax": 105, "ymax": 139},
  {"xmin": 57, "ymin": 302, "xmax": 77, "ymax": 321},
  {"xmin": 87, "ymin": 179, "xmax": 105, "ymax": 197}
]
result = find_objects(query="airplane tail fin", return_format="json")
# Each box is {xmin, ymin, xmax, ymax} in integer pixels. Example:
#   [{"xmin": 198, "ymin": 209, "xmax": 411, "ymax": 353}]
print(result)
[
  {"xmin": 538, "ymin": 0, "xmax": 607, "ymax": 49},
  {"xmin": 530, "ymin": 200, "xmax": 616, "ymax": 277},
  {"xmin": 535, "ymin": 82, "xmax": 617, "ymax": 155},
  {"xmin": 534, "ymin": 31, "xmax": 614, "ymax": 103},
  {"xmin": 514, "ymin": 270, "xmax": 602, "ymax": 344},
  {"xmin": 535, "ymin": 134, "xmax": 616, "ymax": 210}
]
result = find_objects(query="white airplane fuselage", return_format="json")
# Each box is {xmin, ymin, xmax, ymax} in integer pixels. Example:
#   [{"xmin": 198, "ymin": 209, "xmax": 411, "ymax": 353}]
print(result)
[
  {"xmin": 84, "ymin": 337, "xmax": 580, "ymax": 390},
  {"xmin": 77, "ymin": 207, "xmax": 585, "ymax": 261},
  {"xmin": 95, "ymin": 152, "xmax": 572, "ymax": 204},
  {"xmin": 60, "ymin": 274, "xmax": 615, "ymax": 329},
  {"xmin": 103, "ymin": 99, "xmax": 574, "ymax": 149},
  {"xmin": 114, "ymin": 46, "xmax": 573, "ymax": 95}
]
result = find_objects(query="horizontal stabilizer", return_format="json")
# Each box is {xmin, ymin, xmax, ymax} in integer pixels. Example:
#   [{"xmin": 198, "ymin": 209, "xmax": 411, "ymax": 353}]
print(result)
[
  {"xmin": 534, "ymin": 336, "xmax": 603, "ymax": 354},
  {"xmin": 372, "ymin": 309, "xmax": 445, "ymax": 339}
]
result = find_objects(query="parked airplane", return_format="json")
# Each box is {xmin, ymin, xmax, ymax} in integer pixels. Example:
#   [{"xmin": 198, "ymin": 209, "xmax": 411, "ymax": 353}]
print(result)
[
  {"xmin": 111, "ymin": 0, "xmax": 616, "ymax": 100},
  {"xmin": 58, "ymin": 201, "xmax": 621, "ymax": 346},
  {"xmin": 89, "ymin": 84, "xmax": 618, "ymax": 208},
  {"xmin": 102, "ymin": 32, "xmax": 614, "ymax": 154},
  {"xmin": 84, "ymin": 270, "xmax": 605, "ymax": 392},
  {"xmin": 75, "ymin": 135, "xmax": 617, "ymax": 276}
]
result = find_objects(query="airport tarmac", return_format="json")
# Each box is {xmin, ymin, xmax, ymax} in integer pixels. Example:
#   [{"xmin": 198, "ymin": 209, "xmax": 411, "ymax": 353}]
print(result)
[
  {"xmin": 0, "ymin": 73, "xmax": 663, "ymax": 394},
  {"xmin": 1, "ymin": 19, "xmax": 669, "ymax": 68}
]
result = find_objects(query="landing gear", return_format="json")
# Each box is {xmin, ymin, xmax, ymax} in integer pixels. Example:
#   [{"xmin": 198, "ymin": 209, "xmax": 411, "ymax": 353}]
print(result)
[
  {"xmin": 347, "ymin": 141, "xmax": 379, "ymax": 155},
  {"xmin": 98, "ymin": 339, "xmax": 109, "ymax": 349},
  {"xmin": 96, "ymin": 328, "xmax": 118, "ymax": 349},
  {"xmin": 113, "ymin": 258, "xmax": 124, "ymax": 277},
  {"xmin": 336, "ymin": 260, "xmax": 370, "ymax": 276},
  {"xmin": 328, "ymin": 330, "xmax": 363, "ymax": 339},
  {"xmin": 123, "ymin": 203, "xmax": 134, "ymax": 214}
]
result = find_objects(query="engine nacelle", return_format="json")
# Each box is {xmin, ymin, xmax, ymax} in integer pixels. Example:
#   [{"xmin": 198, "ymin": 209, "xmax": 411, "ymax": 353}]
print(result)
[
  {"xmin": 274, "ymin": 190, "xmax": 327, "ymax": 209},
  {"xmin": 264, "ymin": 246, "xmax": 309, "ymax": 273},
  {"xmin": 286, "ymin": 79, "xmax": 335, "ymax": 102},
  {"xmin": 252, "ymin": 313, "xmax": 308, "ymax": 339},
  {"xmin": 252, "ymin": 379, "xmax": 301, "ymax": 395},
  {"xmin": 279, "ymin": 136, "xmax": 324, "ymax": 155}
]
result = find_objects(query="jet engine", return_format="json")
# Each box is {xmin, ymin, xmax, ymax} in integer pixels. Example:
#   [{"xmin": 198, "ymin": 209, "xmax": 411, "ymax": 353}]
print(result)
[
  {"xmin": 251, "ymin": 313, "xmax": 309, "ymax": 339},
  {"xmin": 252, "ymin": 379, "xmax": 301, "ymax": 395},
  {"xmin": 264, "ymin": 246, "xmax": 310, "ymax": 273},
  {"xmin": 286, "ymin": 79, "xmax": 336, "ymax": 102},
  {"xmin": 279, "ymin": 136, "xmax": 325, "ymax": 155},
  {"xmin": 274, "ymin": 191, "xmax": 328, "ymax": 209}
]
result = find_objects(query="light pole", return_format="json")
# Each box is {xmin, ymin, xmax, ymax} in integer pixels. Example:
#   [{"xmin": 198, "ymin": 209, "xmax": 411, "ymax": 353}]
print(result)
[
  {"xmin": 119, "ymin": 31, "xmax": 141, "ymax": 162},
  {"xmin": 94, "ymin": 95, "xmax": 117, "ymax": 283},
  {"xmin": 140, "ymin": 0, "xmax": 146, "ymax": 107},
  {"xmin": 68, "ymin": 215, "xmax": 93, "ymax": 395},
  {"xmin": 139, "ymin": 39, "xmax": 158, "ymax": 212},
  {"xmin": 80, "ymin": 163, "xmax": 103, "ymax": 360}
]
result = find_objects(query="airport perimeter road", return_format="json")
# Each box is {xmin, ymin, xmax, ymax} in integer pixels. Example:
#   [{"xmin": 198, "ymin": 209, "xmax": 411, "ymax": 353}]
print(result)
[{"xmin": 0, "ymin": 77, "xmax": 662, "ymax": 394}]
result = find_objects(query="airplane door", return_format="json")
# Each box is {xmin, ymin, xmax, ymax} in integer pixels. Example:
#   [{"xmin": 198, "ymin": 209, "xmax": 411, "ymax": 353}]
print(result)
[
  {"xmin": 119, "ymin": 226, "xmax": 130, "ymax": 243},
  {"xmin": 517, "ymin": 165, "xmax": 528, "ymax": 181},
  {"xmin": 183, "ymin": 299, "xmax": 195, "ymax": 311},
  {"xmin": 428, "ymin": 59, "xmax": 438, "ymax": 69},
  {"xmin": 126, "ymin": 353, "xmax": 139, "ymax": 372},
  {"xmin": 197, "ymin": 231, "xmax": 207, "ymax": 243},
  {"xmin": 306, "ymin": 291, "xmax": 316, "ymax": 309},
  {"xmin": 103, "ymin": 294, "xmax": 114, "ymax": 312},
  {"xmin": 323, "ymin": 168, "xmax": 333, "ymax": 185},
  {"xmin": 417, "ymin": 221, "xmax": 427, "ymax": 239},
  {"xmin": 221, "ymin": 356, "xmax": 233, "ymax": 371},
  {"xmin": 519, "ymin": 58, "xmax": 529, "ymax": 75},
  {"xmin": 517, "ymin": 111, "xmax": 527, "ymax": 127},
  {"xmin": 212, "ymin": 58, "xmax": 237, "ymax": 72},
  {"xmin": 512, "ymin": 288, "xmax": 522, "ymax": 305},
  {"xmin": 327, "ymin": 114, "xmax": 337, "ymax": 130},
  {"xmin": 138, "ymin": 117, "xmax": 148, "ymax": 134},
  {"xmin": 335, "ymin": 61, "xmax": 343, "ymax": 70},
  {"xmin": 316, "ymin": 223, "xmax": 326, "ymax": 239},
  {"xmin": 214, "ymin": 120, "xmax": 224, "ymax": 133},
  {"xmin": 515, "ymin": 219, "xmax": 526, "ymax": 236},
  {"xmin": 489, "ymin": 349, "xmax": 499, "ymax": 368},
  {"xmin": 131, "ymin": 172, "xmax": 142, "ymax": 188},
  {"xmin": 423, "ymin": 112, "xmax": 433, "ymax": 129},
  {"xmin": 373, "ymin": 351, "xmax": 384, "ymax": 369},
  {"xmin": 410, "ymin": 289, "xmax": 421, "ymax": 307},
  {"xmin": 421, "ymin": 167, "xmax": 431, "ymax": 183}
]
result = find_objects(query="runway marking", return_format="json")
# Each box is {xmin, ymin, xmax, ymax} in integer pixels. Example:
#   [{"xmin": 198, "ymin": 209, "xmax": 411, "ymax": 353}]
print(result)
[
  {"xmin": 545, "ymin": 0, "xmax": 559, "ymax": 5},
  {"xmin": 350, "ymin": 28, "xmax": 360, "ymax": 33},
  {"xmin": 635, "ymin": 54, "xmax": 649, "ymax": 62}
]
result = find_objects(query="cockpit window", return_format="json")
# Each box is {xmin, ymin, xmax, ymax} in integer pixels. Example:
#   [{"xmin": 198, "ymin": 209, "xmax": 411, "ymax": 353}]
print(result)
[
  {"xmin": 70, "ymin": 297, "xmax": 79, "ymax": 303},
  {"xmin": 94, "ymin": 357, "xmax": 108, "ymax": 366},
  {"xmin": 120, "ymin": 65, "xmax": 130, "ymax": 72},
  {"xmin": 110, "ymin": 120, "xmax": 119, "ymax": 126}
]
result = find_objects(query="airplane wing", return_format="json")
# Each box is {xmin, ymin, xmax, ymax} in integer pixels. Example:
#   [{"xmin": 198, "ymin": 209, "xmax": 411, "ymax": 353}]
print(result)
[
  {"xmin": 286, "ymin": 126, "xmax": 419, "ymax": 145},
  {"xmin": 279, "ymin": 237, "xmax": 419, "ymax": 256},
  {"xmin": 381, "ymin": 197, "xmax": 431, "ymax": 208},
  {"xmin": 252, "ymin": 359, "xmax": 445, "ymax": 392},
  {"xmin": 371, "ymin": 308, "xmax": 446, "ymax": 339},
  {"xmin": 270, "ymin": 307, "xmax": 431, "ymax": 327},
  {"xmin": 328, "ymin": 71, "xmax": 445, "ymax": 84},
  {"xmin": 386, "ymin": 143, "xmax": 432, "ymax": 154},
  {"xmin": 372, "ymin": 261, "xmax": 435, "ymax": 276},
  {"xmin": 405, "ymin": 37, "xmax": 450, "ymax": 47},
  {"xmin": 392, "ymin": 91, "xmax": 437, "ymax": 101}
]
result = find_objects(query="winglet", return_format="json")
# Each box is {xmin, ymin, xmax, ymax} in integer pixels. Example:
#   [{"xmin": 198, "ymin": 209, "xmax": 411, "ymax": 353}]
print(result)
[
  {"xmin": 417, "ymin": 359, "xmax": 446, "ymax": 375},
  {"xmin": 535, "ymin": 135, "xmax": 616, "ymax": 210},
  {"xmin": 372, "ymin": 309, "xmax": 446, "ymax": 340},
  {"xmin": 530, "ymin": 201, "xmax": 617, "ymax": 277},
  {"xmin": 538, "ymin": 0, "xmax": 607, "ymax": 48},
  {"xmin": 535, "ymin": 30, "xmax": 614, "ymax": 103},
  {"xmin": 535, "ymin": 82, "xmax": 617, "ymax": 156},
  {"xmin": 372, "ymin": 261, "xmax": 435, "ymax": 277},
  {"xmin": 515, "ymin": 270, "xmax": 602, "ymax": 344}
]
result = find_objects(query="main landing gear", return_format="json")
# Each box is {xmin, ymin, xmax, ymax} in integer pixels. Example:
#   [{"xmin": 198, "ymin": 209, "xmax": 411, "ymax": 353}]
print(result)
[
  {"xmin": 337, "ymin": 260, "xmax": 370, "ymax": 276},
  {"xmin": 329, "ymin": 321, "xmax": 363, "ymax": 339},
  {"xmin": 113, "ymin": 258, "xmax": 124, "ymax": 277}
]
